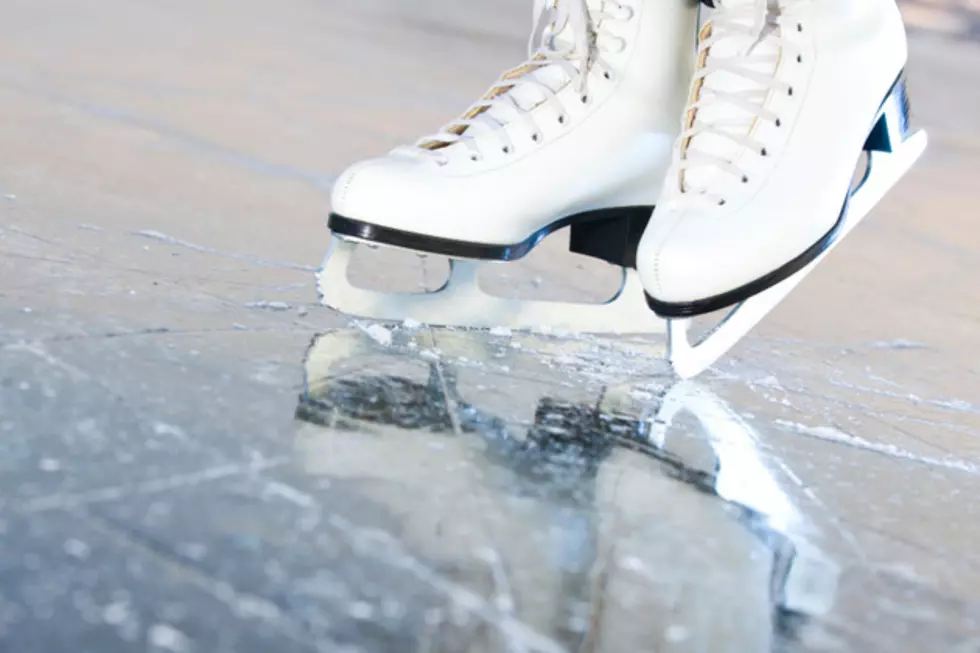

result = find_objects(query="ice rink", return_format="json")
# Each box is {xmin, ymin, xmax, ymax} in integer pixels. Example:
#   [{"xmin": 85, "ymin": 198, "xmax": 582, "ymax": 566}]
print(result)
[{"xmin": 1, "ymin": 0, "xmax": 979, "ymax": 650}]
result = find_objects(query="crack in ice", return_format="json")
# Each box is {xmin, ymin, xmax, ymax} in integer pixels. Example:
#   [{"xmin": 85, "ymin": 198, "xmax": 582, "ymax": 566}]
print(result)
[{"xmin": 134, "ymin": 230, "xmax": 317, "ymax": 272}]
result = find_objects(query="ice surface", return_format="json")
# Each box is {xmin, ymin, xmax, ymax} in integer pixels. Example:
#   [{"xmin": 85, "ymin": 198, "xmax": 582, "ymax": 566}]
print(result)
[{"xmin": 0, "ymin": 1, "xmax": 977, "ymax": 651}]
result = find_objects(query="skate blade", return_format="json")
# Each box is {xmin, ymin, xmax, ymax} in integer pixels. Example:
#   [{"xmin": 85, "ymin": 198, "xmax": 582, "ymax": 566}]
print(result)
[
  {"xmin": 667, "ymin": 129, "xmax": 929, "ymax": 380},
  {"xmin": 317, "ymin": 238, "xmax": 666, "ymax": 335}
]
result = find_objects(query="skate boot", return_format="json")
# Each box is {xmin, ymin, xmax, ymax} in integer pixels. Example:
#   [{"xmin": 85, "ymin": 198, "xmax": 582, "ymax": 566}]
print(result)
[
  {"xmin": 637, "ymin": 0, "xmax": 928, "ymax": 378},
  {"xmin": 320, "ymin": 0, "xmax": 698, "ymax": 333}
]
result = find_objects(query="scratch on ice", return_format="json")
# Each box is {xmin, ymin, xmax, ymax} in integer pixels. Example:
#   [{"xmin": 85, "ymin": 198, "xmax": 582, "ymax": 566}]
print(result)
[
  {"xmin": 776, "ymin": 421, "xmax": 980, "ymax": 475},
  {"xmin": 134, "ymin": 230, "xmax": 316, "ymax": 272},
  {"xmin": 13, "ymin": 457, "xmax": 289, "ymax": 514}
]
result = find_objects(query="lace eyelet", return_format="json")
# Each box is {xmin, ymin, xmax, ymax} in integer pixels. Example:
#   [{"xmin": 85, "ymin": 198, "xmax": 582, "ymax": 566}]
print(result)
[
  {"xmin": 502, "ymin": 146, "xmax": 511, "ymax": 155},
  {"xmin": 558, "ymin": 115, "xmax": 567, "ymax": 125},
  {"xmin": 775, "ymin": 118, "xmax": 782, "ymax": 127},
  {"xmin": 580, "ymin": 95, "xmax": 589, "ymax": 104},
  {"xmin": 531, "ymin": 133, "xmax": 541, "ymax": 143},
  {"xmin": 788, "ymin": 87, "xmax": 794, "ymax": 97},
  {"xmin": 470, "ymin": 154, "xmax": 481, "ymax": 162},
  {"xmin": 741, "ymin": 176, "xmax": 749, "ymax": 183},
  {"xmin": 760, "ymin": 148, "xmax": 769, "ymax": 157},
  {"xmin": 797, "ymin": 54, "xmax": 803, "ymax": 63},
  {"xmin": 603, "ymin": 71, "xmax": 612, "ymax": 81},
  {"xmin": 718, "ymin": 199, "xmax": 727, "ymax": 206},
  {"xmin": 797, "ymin": 23, "xmax": 803, "ymax": 32}
]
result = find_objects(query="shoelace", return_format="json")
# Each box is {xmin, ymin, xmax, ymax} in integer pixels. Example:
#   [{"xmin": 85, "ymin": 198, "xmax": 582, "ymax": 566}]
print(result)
[
  {"xmin": 678, "ymin": 0, "xmax": 804, "ymax": 204},
  {"xmin": 396, "ymin": 0, "xmax": 632, "ymax": 165}
]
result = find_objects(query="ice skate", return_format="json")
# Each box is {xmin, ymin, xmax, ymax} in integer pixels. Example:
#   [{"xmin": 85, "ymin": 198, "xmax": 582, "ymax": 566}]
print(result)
[
  {"xmin": 319, "ymin": 0, "xmax": 698, "ymax": 333},
  {"xmin": 637, "ymin": 0, "xmax": 929, "ymax": 378}
]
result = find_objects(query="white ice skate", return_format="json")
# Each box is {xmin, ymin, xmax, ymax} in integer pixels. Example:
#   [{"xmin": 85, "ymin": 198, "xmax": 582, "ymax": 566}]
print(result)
[
  {"xmin": 319, "ymin": 0, "xmax": 698, "ymax": 334},
  {"xmin": 638, "ymin": 0, "xmax": 928, "ymax": 379}
]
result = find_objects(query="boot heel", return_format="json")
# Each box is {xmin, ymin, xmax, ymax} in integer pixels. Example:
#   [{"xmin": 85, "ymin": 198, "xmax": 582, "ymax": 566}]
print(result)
[
  {"xmin": 864, "ymin": 73, "xmax": 913, "ymax": 154},
  {"xmin": 568, "ymin": 206, "xmax": 653, "ymax": 269}
]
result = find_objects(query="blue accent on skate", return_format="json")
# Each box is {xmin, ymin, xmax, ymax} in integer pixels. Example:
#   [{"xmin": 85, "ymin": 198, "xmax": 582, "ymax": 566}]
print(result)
[{"xmin": 864, "ymin": 75, "xmax": 912, "ymax": 153}]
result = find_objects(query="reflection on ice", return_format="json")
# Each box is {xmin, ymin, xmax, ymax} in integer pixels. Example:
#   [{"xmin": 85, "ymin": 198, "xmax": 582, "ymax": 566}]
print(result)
[
  {"xmin": 654, "ymin": 383, "xmax": 799, "ymax": 535},
  {"xmin": 293, "ymin": 327, "xmax": 839, "ymax": 651}
]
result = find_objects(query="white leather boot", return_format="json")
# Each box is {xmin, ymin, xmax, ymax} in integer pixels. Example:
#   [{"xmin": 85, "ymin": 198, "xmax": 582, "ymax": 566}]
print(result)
[
  {"xmin": 329, "ymin": 0, "xmax": 698, "ymax": 263},
  {"xmin": 639, "ymin": 0, "xmax": 916, "ymax": 316}
]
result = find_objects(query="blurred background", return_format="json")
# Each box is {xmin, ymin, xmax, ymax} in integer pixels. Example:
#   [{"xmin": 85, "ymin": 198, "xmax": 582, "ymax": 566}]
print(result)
[{"xmin": 1, "ymin": 0, "xmax": 978, "ymax": 362}]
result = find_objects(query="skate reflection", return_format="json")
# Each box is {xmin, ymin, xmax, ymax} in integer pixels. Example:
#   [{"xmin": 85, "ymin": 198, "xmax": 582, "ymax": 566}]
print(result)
[{"xmin": 294, "ymin": 328, "xmax": 837, "ymax": 652}]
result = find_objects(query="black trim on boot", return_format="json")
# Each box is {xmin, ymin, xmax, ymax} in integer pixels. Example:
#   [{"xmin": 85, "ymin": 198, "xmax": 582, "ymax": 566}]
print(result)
[{"xmin": 329, "ymin": 206, "xmax": 654, "ymax": 267}]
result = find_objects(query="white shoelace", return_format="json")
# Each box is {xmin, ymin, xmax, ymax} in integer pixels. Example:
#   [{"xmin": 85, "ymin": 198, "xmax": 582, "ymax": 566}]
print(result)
[
  {"xmin": 678, "ymin": 0, "xmax": 805, "ymax": 204},
  {"xmin": 397, "ymin": 0, "xmax": 632, "ymax": 165}
]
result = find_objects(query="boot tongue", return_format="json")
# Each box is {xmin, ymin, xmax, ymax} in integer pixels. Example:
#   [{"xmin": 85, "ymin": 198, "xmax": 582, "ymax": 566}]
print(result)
[
  {"xmin": 439, "ymin": 0, "xmax": 596, "ymax": 139},
  {"xmin": 683, "ymin": 0, "xmax": 780, "ymax": 193},
  {"xmin": 487, "ymin": 1, "xmax": 596, "ymax": 115}
]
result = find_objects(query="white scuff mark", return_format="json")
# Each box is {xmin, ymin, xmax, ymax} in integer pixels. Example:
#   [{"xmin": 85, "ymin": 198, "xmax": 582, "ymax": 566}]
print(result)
[
  {"xmin": 38, "ymin": 458, "xmax": 61, "ymax": 472},
  {"xmin": 617, "ymin": 555, "xmax": 645, "ymax": 572},
  {"xmin": 134, "ymin": 230, "xmax": 316, "ymax": 272},
  {"xmin": 475, "ymin": 547, "xmax": 518, "ymax": 616},
  {"xmin": 4, "ymin": 194, "xmax": 16, "ymax": 201},
  {"xmin": 629, "ymin": 388, "xmax": 656, "ymax": 402},
  {"xmin": 77, "ymin": 223, "xmax": 104, "ymax": 231},
  {"xmin": 231, "ymin": 594, "xmax": 281, "ymax": 621},
  {"xmin": 665, "ymin": 625, "xmax": 691, "ymax": 643},
  {"xmin": 64, "ymin": 538, "xmax": 92, "ymax": 560},
  {"xmin": 867, "ymin": 373, "xmax": 901, "ymax": 388},
  {"xmin": 933, "ymin": 398, "xmax": 976, "ymax": 412},
  {"xmin": 148, "ymin": 624, "xmax": 192, "ymax": 652},
  {"xmin": 102, "ymin": 600, "xmax": 133, "ymax": 626},
  {"xmin": 356, "ymin": 322, "xmax": 393, "ymax": 347},
  {"xmin": 752, "ymin": 375, "xmax": 784, "ymax": 390},
  {"xmin": 263, "ymin": 481, "xmax": 316, "ymax": 509},
  {"xmin": 489, "ymin": 326, "xmax": 513, "ymax": 337},
  {"xmin": 245, "ymin": 301, "xmax": 291, "ymax": 311},
  {"xmin": 402, "ymin": 318, "xmax": 422, "ymax": 329},
  {"xmin": 868, "ymin": 339, "xmax": 929, "ymax": 350},
  {"xmin": 347, "ymin": 601, "xmax": 375, "ymax": 621},
  {"xmin": 152, "ymin": 422, "xmax": 187, "ymax": 439},
  {"xmin": 776, "ymin": 420, "xmax": 980, "ymax": 475}
]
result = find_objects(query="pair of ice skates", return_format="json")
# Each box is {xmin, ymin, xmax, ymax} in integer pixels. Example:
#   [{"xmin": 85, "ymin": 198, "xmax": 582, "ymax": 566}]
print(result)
[{"xmin": 318, "ymin": 0, "xmax": 928, "ymax": 378}]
